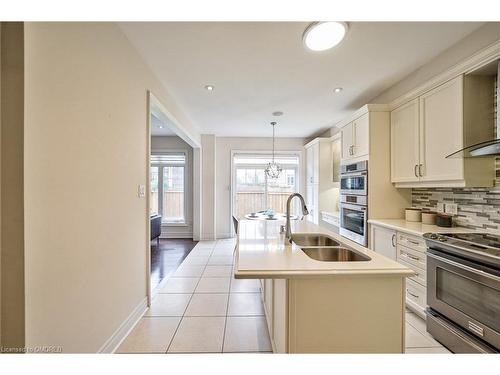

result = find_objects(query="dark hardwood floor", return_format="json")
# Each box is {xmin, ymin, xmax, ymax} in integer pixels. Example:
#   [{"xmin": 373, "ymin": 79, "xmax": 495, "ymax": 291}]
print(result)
[{"xmin": 150, "ymin": 238, "xmax": 198, "ymax": 291}]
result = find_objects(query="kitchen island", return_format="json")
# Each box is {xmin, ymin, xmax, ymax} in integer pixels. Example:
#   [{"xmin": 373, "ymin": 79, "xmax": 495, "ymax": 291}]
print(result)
[{"xmin": 234, "ymin": 218, "xmax": 413, "ymax": 353}]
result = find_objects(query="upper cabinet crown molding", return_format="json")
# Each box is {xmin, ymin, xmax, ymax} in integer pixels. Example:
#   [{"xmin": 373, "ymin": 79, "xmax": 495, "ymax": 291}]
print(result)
[
  {"xmin": 389, "ymin": 39, "xmax": 500, "ymax": 110},
  {"xmin": 333, "ymin": 104, "xmax": 390, "ymax": 130}
]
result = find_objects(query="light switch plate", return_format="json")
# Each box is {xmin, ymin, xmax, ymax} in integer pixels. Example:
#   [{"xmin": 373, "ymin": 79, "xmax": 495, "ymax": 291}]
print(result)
[
  {"xmin": 138, "ymin": 184, "xmax": 146, "ymax": 198},
  {"xmin": 445, "ymin": 203, "xmax": 458, "ymax": 215},
  {"xmin": 436, "ymin": 203, "xmax": 445, "ymax": 213}
]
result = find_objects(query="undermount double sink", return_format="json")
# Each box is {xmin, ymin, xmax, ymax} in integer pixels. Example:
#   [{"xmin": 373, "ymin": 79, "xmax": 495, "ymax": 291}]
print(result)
[{"xmin": 290, "ymin": 233, "xmax": 370, "ymax": 262}]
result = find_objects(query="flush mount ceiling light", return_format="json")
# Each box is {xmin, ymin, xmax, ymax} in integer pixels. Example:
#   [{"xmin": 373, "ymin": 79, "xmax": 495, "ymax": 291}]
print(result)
[
  {"xmin": 204, "ymin": 84, "xmax": 215, "ymax": 91},
  {"xmin": 303, "ymin": 22, "xmax": 348, "ymax": 51},
  {"xmin": 333, "ymin": 87, "xmax": 343, "ymax": 93}
]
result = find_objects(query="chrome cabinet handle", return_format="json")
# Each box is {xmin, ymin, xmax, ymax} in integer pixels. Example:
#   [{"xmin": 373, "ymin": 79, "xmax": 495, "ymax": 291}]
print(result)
[
  {"xmin": 419, "ymin": 164, "xmax": 423, "ymax": 177},
  {"xmin": 391, "ymin": 234, "xmax": 396, "ymax": 247},
  {"xmin": 407, "ymin": 290, "xmax": 419, "ymax": 299},
  {"xmin": 407, "ymin": 239, "xmax": 420, "ymax": 246},
  {"xmin": 351, "ymin": 145, "xmax": 355, "ymax": 156},
  {"xmin": 414, "ymin": 164, "xmax": 418, "ymax": 178}
]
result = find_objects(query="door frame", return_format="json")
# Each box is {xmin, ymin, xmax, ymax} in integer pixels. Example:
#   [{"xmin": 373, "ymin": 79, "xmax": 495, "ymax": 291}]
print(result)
[
  {"xmin": 229, "ymin": 150, "xmax": 303, "ymax": 237},
  {"xmin": 146, "ymin": 91, "xmax": 201, "ymax": 305}
]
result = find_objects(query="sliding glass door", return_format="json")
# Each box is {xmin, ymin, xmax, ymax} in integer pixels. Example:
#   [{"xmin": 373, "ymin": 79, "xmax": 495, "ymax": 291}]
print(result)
[{"xmin": 232, "ymin": 153, "xmax": 299, "ymax": 218}]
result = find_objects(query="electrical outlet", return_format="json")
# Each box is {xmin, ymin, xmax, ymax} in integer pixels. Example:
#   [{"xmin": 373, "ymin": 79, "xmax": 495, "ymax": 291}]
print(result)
[
  {"xmin": 445, "ymin": 203, "xmax": 458, "ymax": 215},
  {"xmin": 436, "ymin": 202, "xmax": 445, "ymax": 213}
]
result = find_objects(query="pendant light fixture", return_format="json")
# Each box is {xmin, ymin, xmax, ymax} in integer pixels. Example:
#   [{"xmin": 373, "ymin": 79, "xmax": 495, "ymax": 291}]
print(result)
[{"xmin": 265, "ymin": 121, "xmax": 282, "ymax": 179}]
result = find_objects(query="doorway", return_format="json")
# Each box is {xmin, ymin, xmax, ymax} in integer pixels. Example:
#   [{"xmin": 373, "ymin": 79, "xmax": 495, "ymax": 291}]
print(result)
[
  {"xmin": 147, "ymin": 92, "xmax": 201, "ymax": 302},
  {"xmin": 231, "ymin": 152, "xmax": 300, "ymax": 231}
]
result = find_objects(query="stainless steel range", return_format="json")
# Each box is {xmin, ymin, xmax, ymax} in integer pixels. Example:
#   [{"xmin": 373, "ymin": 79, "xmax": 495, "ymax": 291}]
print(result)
[{"xmin": 423, "ymin": 232, "xmax": 500, "ymax": 353}]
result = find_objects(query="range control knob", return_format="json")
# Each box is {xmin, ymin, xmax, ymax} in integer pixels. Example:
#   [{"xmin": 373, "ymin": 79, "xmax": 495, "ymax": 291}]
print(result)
[
  {"xmin": 437, "ymin": 236, "xmax": 448, "ymax": 242},
  {"xmin": 428, "ymin": 233, "xmax": 439, "ymax": 240}
]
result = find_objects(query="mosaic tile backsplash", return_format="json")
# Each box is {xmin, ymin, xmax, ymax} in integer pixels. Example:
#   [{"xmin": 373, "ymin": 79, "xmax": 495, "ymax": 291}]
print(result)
[{"xmin": 411, "ymin": 158, "xmax": 500, "ymax": 233}]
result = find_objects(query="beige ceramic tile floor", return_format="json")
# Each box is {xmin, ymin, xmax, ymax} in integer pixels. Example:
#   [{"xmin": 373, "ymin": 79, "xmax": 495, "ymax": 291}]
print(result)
[
  {"xmin": 117, "ymin": 239, "xmax": 451, "ymax": 354},
  {"xmin": 117, "ymin": 238, "xmax": 272, "ymax": 353}
]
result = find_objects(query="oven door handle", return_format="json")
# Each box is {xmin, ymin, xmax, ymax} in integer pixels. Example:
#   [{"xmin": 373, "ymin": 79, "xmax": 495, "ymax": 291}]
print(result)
[
  {"xmin": 340, "ymin": 171, "xmax": 367, "ymax": 177},
  {"xmin": 428, "ymin": 252, "xmax": 500, "ymax": 283},
  {"xmin": 340, "ymin": 203, "xmax": 367, "ymax": 211}
]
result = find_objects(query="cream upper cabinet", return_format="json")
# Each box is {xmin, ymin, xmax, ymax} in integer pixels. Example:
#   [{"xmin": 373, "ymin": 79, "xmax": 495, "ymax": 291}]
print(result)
[
  {"xmin": 353, "ymin": 113, "xmax": 369, "ymax": 158},
  {"xmin": 391, "ymin": 75, "xmax": 494, "ymax": 188},
  {"xmin": 341, "ymin": 114, "xmax": 369, "ymax": 161},
  {"xmin": 419, "ymin": 77, "xmax": 464, "ymax": 182},
  {"xmin": 391, "ymin": 98, "xmax": 420, "ymax": 182},
  {"xmin": 341, "ymin": 122, "xmax": 354, "ymax": 160}
]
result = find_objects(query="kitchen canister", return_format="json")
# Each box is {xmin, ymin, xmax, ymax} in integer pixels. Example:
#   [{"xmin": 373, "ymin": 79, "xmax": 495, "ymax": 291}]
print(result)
[
  {"xmin": 421, "ymin": 211, "xmax": 437, "ymax": 225},
  {"xmin": 405, "ymin": 208, "xmax": 422, "ymax": 222},
  {"xmin": 436, "ymin": 213, "xmax": 453, "ymax": 227}
]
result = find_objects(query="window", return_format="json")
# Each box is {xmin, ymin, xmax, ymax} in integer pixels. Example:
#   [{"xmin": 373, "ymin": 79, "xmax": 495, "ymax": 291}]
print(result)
[
  {"xmin": 232, "ymin": 153, "xmax": 300, "ymax": 219},
  {"xmin": 150, "ymin": 153, "xmax": 186, "ymax": 224}
]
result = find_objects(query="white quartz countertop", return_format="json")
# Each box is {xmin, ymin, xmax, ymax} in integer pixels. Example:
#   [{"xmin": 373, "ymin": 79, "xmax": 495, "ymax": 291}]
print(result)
[
  {"xmin": 235, "ymin": 219, "xmax": 413, "ymax": 278},
  {"xmin": 368, "ymin": 219, "xmax": 477, "ymax": 237}
]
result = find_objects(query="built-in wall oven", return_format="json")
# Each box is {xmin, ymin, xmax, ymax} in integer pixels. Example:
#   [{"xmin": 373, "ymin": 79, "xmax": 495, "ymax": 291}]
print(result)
[
  {"xmin": 424, "ymin": 233, "xmax": 500, "ymax": 353},
  {"xmin": 339, "ymin": 161, "xmax": 368, "ymax": 247},
  {"xmin": 340, "ymin": 161, "xmax": 367, "ymax": 196}
]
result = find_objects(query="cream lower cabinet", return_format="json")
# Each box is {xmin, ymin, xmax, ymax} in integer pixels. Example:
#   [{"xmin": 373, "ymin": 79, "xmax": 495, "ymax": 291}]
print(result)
[
  {"xmin": 260, "ymin": 276, "xmax": 405, "ymax": 353},
  {"xmin": 370, "ymin": 224, "xmax": 397, "ymax": 260},
  {"xmin": 370, "ymin": 226, "xmax": 428, "ymax": 318}
]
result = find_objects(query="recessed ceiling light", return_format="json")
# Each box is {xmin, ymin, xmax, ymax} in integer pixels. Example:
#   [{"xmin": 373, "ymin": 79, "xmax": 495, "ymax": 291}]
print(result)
[
  {"xmin": 272, "ymin": 111, "xmax": 284, "ymax": 116},
  {"xmin": 333, "ymin": 87, "xmax": 343, "ymax": 93},
  {"xmin": 158, "ymin": 125, "xmax": 164, "ymax": 129},
  {"xmin": 204, "ymin": 85, "xmax": 215, "ymax": 91},
  {"xmin": 303, "ymin": 22, "xmax": 348, "ymax": 52}
]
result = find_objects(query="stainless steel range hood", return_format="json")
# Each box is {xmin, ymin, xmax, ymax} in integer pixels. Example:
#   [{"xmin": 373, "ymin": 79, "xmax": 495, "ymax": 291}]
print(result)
[{"xmin": 446, "ymin": 61, "xmax": 499, "ymax": 158}]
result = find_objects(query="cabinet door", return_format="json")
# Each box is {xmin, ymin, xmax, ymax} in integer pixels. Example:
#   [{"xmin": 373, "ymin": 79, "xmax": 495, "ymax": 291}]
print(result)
[
  {"xmin": 273, "ymin": 279, "xmax": 288, "ymax": 353},
  {"xmin": 391, "ymin": 99, "xmax": 420, "ymax": 182},
  {"xmin": 371, "ymin": 225, "xmax": 397, "ymax": 260},
  {"xmin": 353, "ymin": 113, "xmax": 369, "ymax": 158},
  {"xmin": 264, "ymin": 279, "xmax": 273, "ymax": 335},
  {"xmin": 311, "ymin": 143, "xmax": 319, "ymax": 184},
  {"xmin": 306, "ymin": 146, "xmax": 314, "ymax": 184},
  {"xmin": 419, "ymin": 76, "xmax": 464, "ymax": 182},
  {"xmin": 331, "ymin": 135, "xmax": 341, "ymax": 183},
  {"xmin": 341, "ymin": 122, "xmax": 354, "ymax": 160},
  {"xmin": 306, "ymin": 184, "xmax": 317, "ymax": 224}
]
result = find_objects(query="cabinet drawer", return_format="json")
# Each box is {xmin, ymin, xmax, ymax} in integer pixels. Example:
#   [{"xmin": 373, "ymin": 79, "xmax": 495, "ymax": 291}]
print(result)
[
  {"xmin": 406, "ymin": 278, "xmax": 427, "ymax": 310},
  {"xmin": 397, "ymin": 232, "xmax": 426, "ymax": 253},
  {"xmin": 398, "ymin": 258, "xmax": 426, "ymax": 287},
  {"xmin": 397, "ymin": 244, "xmax": 427, "ymax": 269}
]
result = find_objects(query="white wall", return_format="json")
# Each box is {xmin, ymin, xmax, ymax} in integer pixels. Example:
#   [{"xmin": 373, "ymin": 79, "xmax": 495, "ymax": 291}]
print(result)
[
  {"xmin": 24, "ymin": 22, "xmax": 199, "ymax": 352},
  {"xmin": 151, "ymin": 136, "xmax": 194, "ymax": 238},
  {"xmin": 201, "ymin": 135, "xmax": 216, "ymax": 240},
  {"xmin": 215, "ymin": 137, "xmax": 306, "ymax": 238}
]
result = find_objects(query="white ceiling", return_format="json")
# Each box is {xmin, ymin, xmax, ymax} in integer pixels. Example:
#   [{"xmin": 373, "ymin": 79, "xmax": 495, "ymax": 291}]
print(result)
[
  {"xmin": 120, "ymin": 22, "xmax": 483, "ymax": 138},
  {"xmin": 151, "ymin": 112, "xmax": 177, "ymax": 136}
]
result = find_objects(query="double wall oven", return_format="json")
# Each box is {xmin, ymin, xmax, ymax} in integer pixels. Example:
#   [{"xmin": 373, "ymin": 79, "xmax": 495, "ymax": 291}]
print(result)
[
  {"xmin": 339, "ymin": 161, "xmax": 368, "ymax": 246},
  {"xmin": 424, "ymin": 233, "xmax": 500, "ymax": 353}
]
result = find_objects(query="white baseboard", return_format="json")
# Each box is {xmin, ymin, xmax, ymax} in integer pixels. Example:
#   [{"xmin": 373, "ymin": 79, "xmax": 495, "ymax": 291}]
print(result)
[
  {"xmin": 98, "ymin": 297, "xmax": 148, "ymax": 353},
  {"xmin": 159, "ymin": 233, "xmax": 193, "ymax": 239}
]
